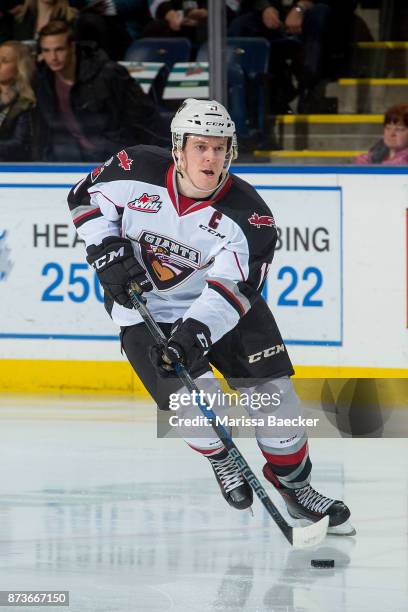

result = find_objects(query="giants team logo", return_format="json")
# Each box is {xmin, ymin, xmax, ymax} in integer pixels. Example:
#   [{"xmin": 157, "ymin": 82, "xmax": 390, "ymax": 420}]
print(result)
[
  {"xmin": 91, "ymin": 156, "xmax": 113, "ymax": 183},
  {"xmin": 138, "ymin": 231, "xmax": 201, "ymax": 290},
  {"xmin": 117, "ymin": 150, "xmax": 133, "ymax": 171},
  {"xmin": 127, "ymin": 193, "xmax": 162, "ymax": 213},
  {"xmin": 248, "ymin": 212, "xmax": 275, "ymax": 228}
]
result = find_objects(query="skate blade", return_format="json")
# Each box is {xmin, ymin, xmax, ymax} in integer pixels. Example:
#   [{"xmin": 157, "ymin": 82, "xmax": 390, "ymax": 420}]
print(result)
[{"xmin": 327, "ymin": 521, "xmax": 356, "ymax": 537}]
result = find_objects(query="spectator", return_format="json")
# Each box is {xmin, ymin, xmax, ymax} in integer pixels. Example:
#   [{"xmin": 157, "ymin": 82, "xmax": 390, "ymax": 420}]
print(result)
[
  {"xmin": 286, "ymin": 0, "xmax": 356, "ymax": 112},
  {"xmin": 0, "ymin": 40, "xmax": 35, "ymax": 161},
  {"xmin": 69, "ymin": 0, "xmax": 132, "ymax": 60},
  {"xmin": 11, "ymin": 0, "xmax": 77, "ymax": 41},
  {"xmin": 109, "ymin": 0, "xmax": 153, "ymax": 41},
  {"xmin": 228, "ymin": 1, "xmax": 297, "ymax": 114},
  {"xmin": 33, "ymin": 20, "xmax": 169, "ymax": 162},
  {"xmin": 355, "ymin": 104, "xmax": 408, "ymax": 166},
  {"xmin": 0, "ymin": 1, "xmax": 20, "ymax": 44},
  {"xmin": 10, "ymin": 0, "xmax": 130, "ymax": 60},
  {"xmin": 229, "ymin": 1, "xmax": 357, "ymax": 113},
  {"xmin": 143, "ymin": 1, "xmax": 209, "ymax": 46}
]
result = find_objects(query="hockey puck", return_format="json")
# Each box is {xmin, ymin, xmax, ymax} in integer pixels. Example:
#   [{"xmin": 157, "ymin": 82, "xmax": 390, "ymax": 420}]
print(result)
[{"xmin": 311, "ymin": 559, "xmax": 335, "ymax": 568}]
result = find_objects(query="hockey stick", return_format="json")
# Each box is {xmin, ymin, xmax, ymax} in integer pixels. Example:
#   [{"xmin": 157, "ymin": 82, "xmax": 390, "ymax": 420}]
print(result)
[{"xmin": 128, "ymin": 284, "xmax": 328, "ymax": 548}]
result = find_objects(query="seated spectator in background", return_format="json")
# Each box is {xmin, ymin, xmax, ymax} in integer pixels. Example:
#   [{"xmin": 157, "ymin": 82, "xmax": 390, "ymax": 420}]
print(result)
[
  {"xmin": 10, "ymin": 0, "xmax": 130, "ymax": 61},
  {"xmin": 0, "ymin": 1, "xmax": 20, "ymax": 44},
  {"xmin": 11, "ymin": 0, "xmax": 77, "ymax": 41},
  {"xmin": 67, "ymin": 0, "xmax": 132, "ymax": 60},
  {"xmin": 113, "ymin": 0, "xmax": 158, "ymax": 41},
  {"xmin": 355, "ymin": 104, "xmax": 408, "ymax": 166},
  {"xmin": 34, "ymin": 20, "xmax": 169, "ymax": 162},
  {"xmin": 229, "ymin": 0, "xmax": 357, "ymax": 113},
  {"xmin": 143, "ymin": 0, "xmax": 209, "ymax": 46},
  {"xmin": 0, "ymin": 40, "xmax": 35, "ymax": 160}
]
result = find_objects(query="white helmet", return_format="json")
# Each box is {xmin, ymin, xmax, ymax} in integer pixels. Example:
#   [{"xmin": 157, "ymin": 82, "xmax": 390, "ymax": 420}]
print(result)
[{"xmin": 171, "ymin": 98, "xmax": 238, "ymax": 163}]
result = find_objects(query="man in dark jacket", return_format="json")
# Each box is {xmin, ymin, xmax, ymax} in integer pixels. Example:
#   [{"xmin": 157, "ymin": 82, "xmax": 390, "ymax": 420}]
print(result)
[
  {"xmin": 34, "ymin": 19, "xmax": 169, "ymax": 162},
  {"xmin": 229, "ymin": 0, "xmax": 356, "ymax": 113}
]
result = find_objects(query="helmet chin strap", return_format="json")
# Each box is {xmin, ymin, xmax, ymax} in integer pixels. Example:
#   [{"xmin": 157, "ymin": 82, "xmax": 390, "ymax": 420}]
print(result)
[{"xmin": 172, "ymin": 148, "xmax": 232, "ymax": 197}]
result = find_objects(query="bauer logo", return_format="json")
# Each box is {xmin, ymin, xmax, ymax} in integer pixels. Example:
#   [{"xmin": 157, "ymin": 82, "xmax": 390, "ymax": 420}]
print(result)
[
  {"xmin": 128, "ymin": 193, "xmax": 162, "ymax": 213},
  {"xmin": 0, "ymin": 230, "xmax": 13, "ymax": 281},
  {"xmin": 228, "ymin": 448, "xmax": 268, "ymax": 500}
]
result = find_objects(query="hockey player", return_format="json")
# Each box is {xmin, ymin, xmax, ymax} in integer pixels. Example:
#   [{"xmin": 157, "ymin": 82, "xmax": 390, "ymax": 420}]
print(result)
[{"xmin": 68, "ymin": 98, "xmax": 354, "ymax": 536}]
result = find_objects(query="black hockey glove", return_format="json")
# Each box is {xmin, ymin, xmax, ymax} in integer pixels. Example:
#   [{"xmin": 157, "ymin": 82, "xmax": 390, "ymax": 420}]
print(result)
[
  {"xmin": 86, "ymin": 236, "xmax": 152, "ymax": 309},
  {"xmin": 150, "ymin": 318, "xmax": 212, "ymax": 377}
]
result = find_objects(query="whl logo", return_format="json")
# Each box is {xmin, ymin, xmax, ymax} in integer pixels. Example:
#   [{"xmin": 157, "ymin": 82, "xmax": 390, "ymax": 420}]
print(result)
[
  {"xmin": 128, "ymin": 193, "xmax": 162, "ymax": 213},
  {"xmin": 248, "ymin": 212, "xmax": 275, "ymax": 228},
  {"xmin": 117, "ymin": 150, "xmax": 133, "ymax": 171}
]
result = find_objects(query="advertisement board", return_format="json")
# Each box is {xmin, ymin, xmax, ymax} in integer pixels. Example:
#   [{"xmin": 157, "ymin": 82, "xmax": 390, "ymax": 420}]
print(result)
[
  {"xmin": 260, "ymin": 186, "xmax": 342, "ymax": 346},
  {"xmin": 0, "ymin": 165, "xmax": 407, "ymax": 387},
  {"xmin": 0, "ymin": 183, "xmax": 117, "ymax": 341}
]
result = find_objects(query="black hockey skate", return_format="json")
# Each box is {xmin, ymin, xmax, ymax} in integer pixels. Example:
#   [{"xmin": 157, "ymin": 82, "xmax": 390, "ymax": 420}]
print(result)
[
  {"xmin": 263, "ymin": 463, "xmax": 356, "ymax": 536},
  {"xmin": 208, "ymin": 449, "xmax": 253, "ymax": 510}
]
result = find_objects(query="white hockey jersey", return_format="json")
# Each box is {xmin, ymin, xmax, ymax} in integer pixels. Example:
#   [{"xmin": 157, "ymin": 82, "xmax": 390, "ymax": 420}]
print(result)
[{"xmin": 68, "ymin": 146, "xmax": 277, "ymax": 343}]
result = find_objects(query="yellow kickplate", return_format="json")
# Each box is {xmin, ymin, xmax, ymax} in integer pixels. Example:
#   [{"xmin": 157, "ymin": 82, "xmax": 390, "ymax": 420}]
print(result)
[
  {"xmin": 275, "ymin": 114, "xmax": 384, "ymax": 124},
  {"xmin": 338, "ymin": 78, "xmax": 408, "ymax": 85},
  {"xmin": 0, "ymin": 360, "xmax": 407, "ymax": 396},
  {"xmin": 357, "ymin": 42, "xmax": 408, "ymax": 49}
]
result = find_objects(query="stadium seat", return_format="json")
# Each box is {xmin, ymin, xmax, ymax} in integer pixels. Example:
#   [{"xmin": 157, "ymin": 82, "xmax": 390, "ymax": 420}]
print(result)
[
  {"xmin": 124, "ymin": 38, "xmax": 192, "ymax": 68},
  {"xmin": 226, "ymin": 37, "xmax": 270, "ymax": 80}
]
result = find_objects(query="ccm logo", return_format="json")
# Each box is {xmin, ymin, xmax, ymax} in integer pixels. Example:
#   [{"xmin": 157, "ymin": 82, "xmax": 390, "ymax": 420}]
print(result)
[
  {"xmin": 248, "ymin": 344, "xmax": 285, "ymax": 363},
  {"xmin": 199, "ymin": 224, "xmax": 226, "ymax": 239},
  {"xmin": 92, "ymin": 247, "xmax": 124, "ymax": 270}
]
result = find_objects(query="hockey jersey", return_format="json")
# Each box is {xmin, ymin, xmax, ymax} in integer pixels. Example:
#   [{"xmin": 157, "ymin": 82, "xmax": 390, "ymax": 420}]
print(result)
[{"xmin": 68, "ymin": 145, "xmax": 277, "ymax": 343}]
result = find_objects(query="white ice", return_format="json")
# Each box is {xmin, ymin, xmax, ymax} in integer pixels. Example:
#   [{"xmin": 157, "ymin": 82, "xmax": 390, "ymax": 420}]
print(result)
[{"xmin": 0, "ymin": 395, "xmax": 407, "ymax": 612}]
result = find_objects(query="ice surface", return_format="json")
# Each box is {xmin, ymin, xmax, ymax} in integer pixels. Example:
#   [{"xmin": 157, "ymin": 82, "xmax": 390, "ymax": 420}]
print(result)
[{"xmin": 0, "ymin": 396, "xmax": 407, "ymax": 612}]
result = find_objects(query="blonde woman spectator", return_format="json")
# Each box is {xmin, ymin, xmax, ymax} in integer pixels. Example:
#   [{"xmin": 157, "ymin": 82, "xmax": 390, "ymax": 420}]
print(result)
[
  {"xmin": 0, "ymin": 40, "xmax": 35, "ymax": 160},
  {"xmin": 12, "ymin": 0, "xmax": 77, "ymax": 41},
  {"xmin": 356, "ymin": 104, "xmax": 408, "ymax": 166}
]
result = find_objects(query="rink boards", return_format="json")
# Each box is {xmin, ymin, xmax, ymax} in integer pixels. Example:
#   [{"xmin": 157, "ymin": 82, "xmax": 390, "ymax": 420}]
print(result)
[{"xmin": 0, "ymin": 164, "xmax": 407, "ymax": 393}]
